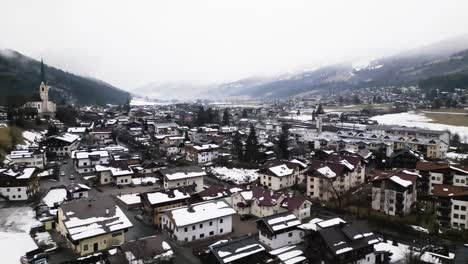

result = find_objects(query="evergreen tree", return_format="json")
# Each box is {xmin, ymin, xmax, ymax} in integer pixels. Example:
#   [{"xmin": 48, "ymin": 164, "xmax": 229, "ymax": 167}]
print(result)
[
  {"xmin": 296, "ymin": 109, "xmax": 300, "ymax": 116},
  {"xmin": 278, "ymin": 123, "xmax": 290, "ymax": 159},
  {"xmin": 316, "ymin": 104, "xmax": 324, "ymax": 115},
  {"xmin": 196, "ymin": 106, "xmax": 206, "ymax": 126},
  {"xmin": 312, "ymin": 110, "xmax": 316, "ymax": 121},
  {"xmin": 213, "ymin": 109, "xmax": 221, "ymax": 125},
  {"xmin": 242, "ymin": 109, "xmax": 248, "ymax": 118},
  {"xmin": 232, "ymin": 131, "xmax": 243, "ymax": 161},
  {"xmin": 222, "ymin": 108, "xmax": 230, "ymax": 126},
  {"xmin": 245, "ymin": 125, "xmax": 259, "ymax": 162},
  {"xmin": 206, "ymin": 108, "xmax": 214, "ymax": 124},
  {"xmin": 46, "ymin": 125, "xmax": 59, "ymax": 137}
]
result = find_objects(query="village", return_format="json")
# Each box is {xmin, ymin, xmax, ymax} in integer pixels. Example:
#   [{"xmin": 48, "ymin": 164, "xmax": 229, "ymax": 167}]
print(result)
[{"xmin": 1, "ymin": 75, "xmax": 468, "ymax": 264}]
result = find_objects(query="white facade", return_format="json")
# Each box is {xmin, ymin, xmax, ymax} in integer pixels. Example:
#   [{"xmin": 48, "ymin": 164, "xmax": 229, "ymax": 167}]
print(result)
[
  {"xmin": 451, "ymin": 199, "xmax": 468, "ymax": 230},
  {"xmin": 0, "ymin": 186, "xmax": 29, "ymax": 201},
  {"xmin": 24, "ymin": 82, "xmax": 56, "ymax": 117},
  {"xmin": 74, "ymin": 150, "xmax": 109, "ymax": 174},
  {"xmin": 259, "ymin": 229, "xmax": 303, "ymax": 249},
  {"xmin": 9, "ymin": 150, "xmax": 46, "ymax": 169}
]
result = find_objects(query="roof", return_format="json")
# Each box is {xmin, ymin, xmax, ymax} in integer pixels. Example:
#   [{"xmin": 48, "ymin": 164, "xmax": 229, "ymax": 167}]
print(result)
[
  {"xmin": 281, "ymin": 196, "xmax": 309, "ymax": 211},
  {"xmin": 66, "ymin": 183, "xmax": 91, "ymax": 193},
  {"xmin": 432, "ymin": 184, "xmax": 468, "ymax": 198},
  {"xmin": 67, "ymin": 127, "xmax": 87, "ymax": 133},
  {"xmin": 120, "ymin": 235, "xmax": 172, "ymax": 261},
  {"xmin": 192, "ymin": 144, "xmax": 220, "ymax": 151},
  {"xmin": 160, "ymin": 166, "xmax": 206, "ymax": 181},
  {"xmin": 371, "ymin": 170, "xmax": 418, "ymax": 188},
  {"xmin": 59, "ymin": 196, "xmax": 133, "ymax": 241},
  {"xmin": 52, "ymin": 133, "xmax": 80, "ymax": 143},
  {"xmin": 95, "ymin": 164, "xmax": 133, "ymax": 177},
  {"xmin": 318, "ymin": 221, "xmax": 380, "ymax": 257},
  {"xmin": 0, "ymin": 167, "xmax": 36, "ymax": 180},
  {"xmin": 210, "ymin": 236, "xmax": 266, "ymax": 264},
  {"xmin": 163, "ymin": 200, "xmax": 236, "ymax": 227},
  {"xmin": 237, "ymin": 186, "xmax": 284, "ymax": 207},
  {"xmin": 198, "ymin": 185, "xmax": 244, "ymax": 201},
  {"xmin": 261, "ymin": 212, "xmax": 301, "ymax": 233},
  {"xmin": 268, "ymin": 244, "xmax": 307, "ymax": 264},
  {"xmin": 74, "ymin": 150, "xmax": 109, "ymax": 159},
  {"xmin": 140, "ymin": 187, "xmax": 192, "ymax": 206},
  {"xmin": 260, "ymin": 160, "xmax": 299, "ymax": 177}
]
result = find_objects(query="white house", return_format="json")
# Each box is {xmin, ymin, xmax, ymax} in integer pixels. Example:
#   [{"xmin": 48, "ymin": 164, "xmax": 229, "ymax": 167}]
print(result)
[
  {"xmin": 185, "ymin": 144, "xmax": 219, "ymax": 164},
  {"xmin": 259, "ymin": 160, "xmax": 302, "ymax": 191},
  {"xmin": 95, "ymin": 165, "xmax": 134, "ymax": 186},
  {"xmin": 161, "ymin": 166, "xmax": 205, "ymax": 193},
  {"xmin": 8, "ymin": 149, "xmax": 46, "ymax": 169},
  {"xmin": 0, "ymin": 167, "xmax": 39, "ymax": 201},
  {"xmin": 73, "ymin": 150, "xmax": 109, "ymax": 174},
  {"xmin": 41, "ymin": 133, "xmax": 80, "ymax": 157},
  {"xmin": 370, "ymin": 170, "xmax": 418, "ymax": 216},
  {"xmin": 160, "ymin": 200, "xmax": 236, "ymax": 244},
  {"xmin": 257, "ymin": 212, "xmax": 304, "ymax": 249},
  {"xmin": 67, "ymin": 183, "xmax": 91, "ymax": 199},
  {"xmin": 433, "ymin": 184, "xmax": 468, "ymax": 230}
]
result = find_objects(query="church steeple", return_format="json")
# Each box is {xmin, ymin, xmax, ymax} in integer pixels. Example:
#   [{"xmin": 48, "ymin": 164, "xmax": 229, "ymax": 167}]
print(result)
[{"xmin": 40, "ymin": 58, "xmax": 47, "ymax": 84}]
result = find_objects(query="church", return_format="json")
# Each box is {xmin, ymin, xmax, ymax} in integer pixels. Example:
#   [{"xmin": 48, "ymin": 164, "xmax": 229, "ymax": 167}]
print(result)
[{"xmin": 24, "ymin": 59, "xmax": 56, "ymax": 118}]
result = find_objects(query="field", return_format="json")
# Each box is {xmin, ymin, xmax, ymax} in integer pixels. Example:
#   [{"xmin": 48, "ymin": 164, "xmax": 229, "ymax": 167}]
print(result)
[
  {"xmin": 0, "ymin": 126, "xmax": 24, "ymax": 160},
  {"xmin": 422, "ymin": 112, "xmax": 468, "ymax": 126},
  {"xmin": 324, "ymin": 103, "xmax": 393, "ymax": 112}
]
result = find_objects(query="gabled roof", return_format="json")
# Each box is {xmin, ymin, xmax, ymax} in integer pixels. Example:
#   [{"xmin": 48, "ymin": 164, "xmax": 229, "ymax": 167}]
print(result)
[
  {"xmin": 281, "ymin": 196, "xmax": 309, "ymax": 211},
  {"xmin": 210, "ymin": 236, "xmax": 265, "ymax": 264},
  {"xmin": 0, "ymin": 167, "xmax": 36, "ymax": 180},
  {"xmin": 237, "ymin": 186, "xmax": 284, "ymax": 207},
  {"xmin": 261, "ymin": 212, "xmax": 301, "ymax": 233},
  {"xmin": 198, "ymin": 185, "xmax": 244, "ymax": 201},
  {"xmin": 163, "ymin": 200, "xmax": 236, "ymax": 227},
  {"xmin": 432, "ymin": 184, "xmax": 468, "ymax": 198},
  {"xmin": 140, "ymin": 186, "xmax": 193, "ymax": 206},
  {"xmin": 160, "ymin": 166, "xmax": 206, "ymax": 181}
]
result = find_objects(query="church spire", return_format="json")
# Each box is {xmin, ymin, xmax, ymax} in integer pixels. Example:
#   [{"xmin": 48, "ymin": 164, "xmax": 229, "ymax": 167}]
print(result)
[{"xmin": 40, "ymin": 58, "xmax": 47, "ymax": 84}]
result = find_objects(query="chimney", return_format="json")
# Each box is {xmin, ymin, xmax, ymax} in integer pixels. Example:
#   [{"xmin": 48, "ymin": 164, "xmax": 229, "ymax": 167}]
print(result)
[
  {"xmin": 246, "ymin": 185, "xmax": 250, "ymax": 190},
  {"xmin": 289, "ymin": 192, "xmax": 293, "ymax": 198},
  {"xmin": 105, "ymin": 208, "xmax": 110, "ymax": 215}
]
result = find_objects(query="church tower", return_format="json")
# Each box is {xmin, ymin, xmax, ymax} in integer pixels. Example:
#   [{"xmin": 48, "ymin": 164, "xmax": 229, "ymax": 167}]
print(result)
[{"xmin": 39, "ymin": 59, "xmax": 49, "ymax": 102}]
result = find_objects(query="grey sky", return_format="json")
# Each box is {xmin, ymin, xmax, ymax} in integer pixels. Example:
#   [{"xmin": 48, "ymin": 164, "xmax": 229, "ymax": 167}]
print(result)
[{"xmin": 1, "ymin": 0, "xmax": 468, "ymax": 91}]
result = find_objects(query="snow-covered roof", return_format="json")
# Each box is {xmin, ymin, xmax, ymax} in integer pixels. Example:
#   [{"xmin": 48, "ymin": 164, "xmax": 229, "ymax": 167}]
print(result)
[
  {"xmin": 317, "ymin": 166, "xmax": 336, "ymax": 178},
  {"xmin": 264, "ymin": 213, "xmax": 301, "ymax": 232},
  {"xmin": 95, "ymin": 164, "xmax": 133, "ymax": 177},
  {"xmin": 269, "ymin": 245, "xmax": 307, "ymax": 264},
  {"xmin": 390, "ymin": 175, "xmax": 412, "ymax": 188},
  {"xmin": 145, "ymin": 189, "xmax": 191, "ymax": 205},
  {"xmin": 268, "ymin": 164, "xmax": 294, "ymax": 177},
  {"xmin": 74, "ymin": 150, "xmax": 109, "ymax": 159},
  {"xmin": 162, "ymin": 167, "xmax": 206, "ymax": 181},
  {"xmin": 53, "ymin": 133, "xmax": 80, "ymax": 143},
  {"xmin": 164, "ymin": 200, "xmax": 235, "ymax": 227},
  {"xmin": 192, "ymin": 144, "xmax": 220, "ymax": 151},
  {"xmin": 0, "ymin": 167, "xmax": 36, "ymax": 179},
  {"xmin": 316, "ymin": 218, "xmax": 345, "ymax": 228},
  {"xmin": 210, "ymin": 236, "xmax": 265, "ymax": 264},
  {"xmin": 43, "ymin": 188, "xmax": 67, "ymax": 208},
  {"xmin": 67, "ymin": 127, "xmax": 87, "ymax": 133},
  {"xmin": 60, "ymin": 196, "xmax": 133, "ymax": 241}
]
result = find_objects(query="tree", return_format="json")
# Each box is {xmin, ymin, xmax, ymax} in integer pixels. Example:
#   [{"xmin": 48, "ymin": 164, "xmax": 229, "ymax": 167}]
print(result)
[
  {"xmin": 352, "ymin": 95, "xmax": 361, "ymax": 104},
  {"xmin": 242, "ymin": 109, "xmax": 248, "ymax": 118},
  {"xmin": 278, "ymin": 123, "xmax": 290, "ymax": 159},
  {"xmin": 311, "ymin": 110, "xmax": 316, "ymax": 121},
  {"xmin": 453, "ymin": 133, "xmax": 461, "ymax": 147},
  {"xmin": 213, "ymin": 109, "xmax": 221, "ymax": 124},
  {"xmin": 296, "ymin": 109, "xmax": 300, "ymax": 116},
  {"xmin": 222, "ymin": 108, "xmax": 230, "ymax": 126},
  {"xmin": 196, "ymin": 106, "xmax": 206, "ymax": 126},
  {"xmin": 432, "ymin": 98, "xmax": 442, "ymax": 109},
  {"xmin": 206, "ymin": 108, "xmax": 215, "ymax": 124},
  {"xmin": 445, "ymin": 97, "xmax": 453, "ymax": 108},
  {"xmin": 46, "ymin": 125, "xmax": 59, "ymax": 137},
  {"xmin": 316, "ymin": 104, "xmax": 324, "ymax": 115},
  {"xmin": 232, "ymin": 131, "xmax": 243, "ymax": 161},
  {"xmin": 245, "ymin": 125, "xmax": 259, "ymax": 162}
]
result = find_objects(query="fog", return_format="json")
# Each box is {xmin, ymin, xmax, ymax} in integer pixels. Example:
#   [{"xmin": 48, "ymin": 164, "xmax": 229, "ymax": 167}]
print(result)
[{"xmin": 1, "ymin": 0, "xmax": 468, "ymax": 94}]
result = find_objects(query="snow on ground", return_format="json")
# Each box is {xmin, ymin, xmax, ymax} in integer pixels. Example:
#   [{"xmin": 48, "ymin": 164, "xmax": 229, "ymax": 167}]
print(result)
[
  {"xmin": 0, "ymin": 207, "xmax": 42, "ymax": 263},
  {"xmin": 116, "ymin": 193, "xmax": 141, "ymax": 205},
  {"xmin": 211, "ymin": 167, "xmax": 259, "ymax": 184},
  {"xmin": 130, "ymin": 98, "xmax": 171, "ymax": 106},
  {"xmin": 131, "ymin": 177, "xmax": 158, "ymax": 185},
  {"xmin": 446, "ymin": 152, "xmax": 468, "ymax": 160},
  {"xmin": 0, "ymin": 231, "xmax": 38, "ymax": 264},
  {"xmin": 371, "ymin": 111, "xmax": 468, "ymax": 143},
  {"xmin": 374, "ymin": 240, "xmax": 411, "ymax": 263},
  {"xmin": 20, "ymin": 130, "xmax": 45, "ymax": 148}
]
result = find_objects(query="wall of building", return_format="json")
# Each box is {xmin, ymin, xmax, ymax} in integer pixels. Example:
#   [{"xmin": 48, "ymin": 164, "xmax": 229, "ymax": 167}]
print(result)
[
  {"xmin": 161, "ymin": 215, "xmax": 232, "ymax": 243},
  {"xmin": 259, "ymin": 229, "xmax": 304, "ymax": 249},
  {"xmin": 164, "ymin": 176, "xmax": 204, "ymax": 193}
]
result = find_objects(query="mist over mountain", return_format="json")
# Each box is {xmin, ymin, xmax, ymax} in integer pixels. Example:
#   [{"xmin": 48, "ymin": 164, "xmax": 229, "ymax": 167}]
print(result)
[
  {"xmin": 0, "ymin": 49, "xmax": 131, "ymax": 106},
  {"xmin": 203, "ymin": 34, "xmax": 468, "ymax": 99}
]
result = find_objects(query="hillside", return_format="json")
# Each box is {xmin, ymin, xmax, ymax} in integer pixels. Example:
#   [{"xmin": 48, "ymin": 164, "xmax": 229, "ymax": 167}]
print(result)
[
  {"xmin": 214, "ymin": 35, "xmax": 468, "ymax": 99},
  {"xmin": 0, "ymin": 49, "xmax": 131, "ymax": 106}
]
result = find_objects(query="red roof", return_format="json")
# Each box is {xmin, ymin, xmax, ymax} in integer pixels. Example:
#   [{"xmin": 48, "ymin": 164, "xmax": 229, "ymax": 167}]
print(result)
[{"xmin": 432, "ymin": 184, "xmax": 468, "ymax": 197}]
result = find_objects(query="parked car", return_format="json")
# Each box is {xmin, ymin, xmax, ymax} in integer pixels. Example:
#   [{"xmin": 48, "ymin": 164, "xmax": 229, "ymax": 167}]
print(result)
[
  {"xmin": 60, "ymin": 171, "xmax": 65, "ymax": 177},
  {"xmin": 69, "ymin": 174, "xmax": 75, "ymax": 180}
]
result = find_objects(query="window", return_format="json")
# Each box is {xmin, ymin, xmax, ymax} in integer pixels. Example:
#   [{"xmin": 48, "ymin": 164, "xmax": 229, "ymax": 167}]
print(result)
[
  {"xmin": 219, "ymin": 219, "xmax": 223, "ymax": 223},
  {"xmin": 199, "ymin": 224, "xmax": 203, "ymax": 228},
  {"xmin": 184, "ymin": 227, "xmax": 188, "ymax": 232},
  {"xmin": 209, "ymin": 231, "xmax": 214, "ymax": 236},
  {"xmin": 83, "ymin": 244, "xmax": 89, "ymax": 251},
  {"xmin": 18, "ymin": 195, "xmax": 21, "ymax": 199},
  {"xmin": 219, "ymin": 228, "xmax": 223, "ymax": 233},
  {"xmin": 103, "ymin": 240, "xmax": 106, "ymax": 244},
  {"xmin": 461, "ymin": 215, "xmax": 466, "ymax": 220},
  {"xmin": 462, "ymin": 206, "xmax": 467, "ymax": 211},
  {"xmin": 185, "ymin": 238, "xmax": 188, "ymax": 242},
  {"xmin": 455, "ymin": 205, "xmax": 460, "ymax": 210},
  {"xmin": 288, "ymin": 232, "xmax": 293, "ymax": 237},
  {"xmin": 200, "ymin": 233, "xmax": 205, "ymax": 238},
  {"xmin": 17, "ymin": 188, "xmax": 21, "ymax": 191},
  {"xmin": 192, "ymin": 225, "xmax": 196, "ymax": 230},
  {"xmin": 6, "ymin": 188, "xmax": 9, "ymax": 192},
  {"xmin": 454, "ymin": 214, "xmax": 459, "ymax": 219},
  {"xmin": 209, "ymin": 221, "xmax": 213, "ymax": 226},
  {"xmin": 12, "ymin": 195, "xmax": 16, "ymax": 199}
]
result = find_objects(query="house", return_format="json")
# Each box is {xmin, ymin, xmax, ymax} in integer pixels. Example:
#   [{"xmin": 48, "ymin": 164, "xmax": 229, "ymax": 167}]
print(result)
[
  {"xmin": 140, "ymin": 186, "xmax": 193, "ymax": 227},
  {"xmin": 8, "ymin": 149, "xmax": 47, "ymax": 169},
  {"xmin": 267, "ymin": 244, "xmax": 308, "ymax": 264},
  {"xmin": 67, "ymin": 127, "xmax": 88, "ymax": 136},
  {"xmin": 259, "ymin": 160, "xmax": 302, "ymax": 191},
  {"xmin": 140, "ymin": 159, "xmax": 168, "ymax": 175},
  {"xmin": 66, "ymin": 183, "xmax": 90, "ymax": 199},
  {"xmin": 197, "ymin": 185, "xmax": 244, "ymax": 205},
  {"xmin": 42, "ymin": 186, "xmax": 68, "ymax": 215},
  {"xmin": 95, "ymin": 164, "xmax": 134, "ymax": 186},
  {"xmin": 307, "ymin": 154, "xmax": 365, "ymax": 202},
  {"xmin": 160, "ymin": 200, "xmax": 236, "ymax": 243},
  {"xmin": 185, "ymin": 144, "xmax": 220, "ymax": 164},
  {"xmin": 257, "ymin": 212, "xmax": 304, "ymax": 249},
  {"xmin": 370, "ymin": 170, "xmax": 418, "ymax": 216},
  {"xmin": 41, "ymin": 133, "xmax": 80, "ymax": 157},
  {"xmin": 0, "ymin": 167, "xmax": 39, "ymax": 201},
  {"xmin": 416, "ymin": 161, "xmax": 468, "ymax": 195},
  {"xmin": 90, "ymin": 128, "xmax": 112, "ymax": 142},
  {"xmin": 433, "ymin": 184, "xmax": 468, "ymax": 230},
  {"xmin": 73, "ymin": 150, "xmax": 109, "ymax": 174},
  {"xmin": 208, "ymin": 236, "xmax": 267, "ymax": 264},
  {"xmin": 160, "ymin": 166, "xmax": 205, "ymax": 193},
  {"xmin": 388, "ymin": 147, "xmax": 424, "ymax": 169},
  {"xmin": 280, "ymin": 195, "xmax": 312, "ymax": 220},
  {"xmin": 314, "ymin": 221, "xmax": 383, "ymax": 264},
  {"xmin": 110, "ymin": 235, "xmax": 174, "ymax": 263},
  {"xmin": 56, "ymin": 196, "xmax": 133, "ymax": 256}
]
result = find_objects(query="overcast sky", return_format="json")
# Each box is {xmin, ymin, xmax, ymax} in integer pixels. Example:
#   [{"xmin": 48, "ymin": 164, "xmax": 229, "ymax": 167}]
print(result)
[{"xmin": 2, "ymin": 0, "xmax": 468, "ymax": 91}]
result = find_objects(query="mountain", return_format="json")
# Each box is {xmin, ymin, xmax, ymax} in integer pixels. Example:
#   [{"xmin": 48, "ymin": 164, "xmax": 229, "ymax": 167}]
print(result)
[
  {"xmin": 214, "ymin": 34, "xmax": 468, "ymax": 99},
  {"xmin": 0, "ymin": 49, "xmax": 131, "ymax": 106}
]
